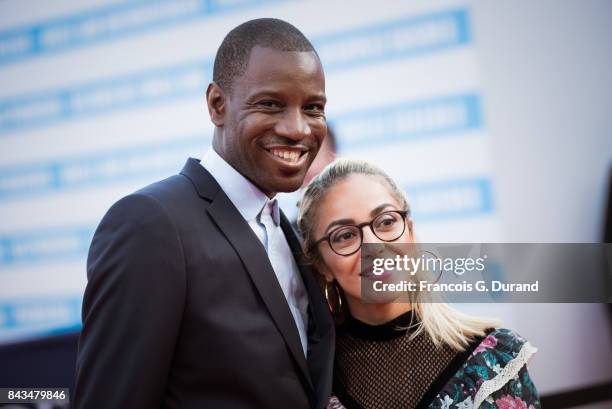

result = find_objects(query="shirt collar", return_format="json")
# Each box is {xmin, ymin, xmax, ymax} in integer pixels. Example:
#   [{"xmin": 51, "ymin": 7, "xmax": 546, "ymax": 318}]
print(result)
[
  {"xmin": 262, "ymin": 197, "xmax": 281, "ymax": 226},
  {"xmin": 201, "ymin": 147, "xmax": 272, "ymax": 222}
]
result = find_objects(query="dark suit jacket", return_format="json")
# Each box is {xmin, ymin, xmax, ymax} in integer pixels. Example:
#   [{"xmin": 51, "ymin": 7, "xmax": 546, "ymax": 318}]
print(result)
[{"xmin": 74, "ymin": 158, "xmax": 335, "ymax": 409}]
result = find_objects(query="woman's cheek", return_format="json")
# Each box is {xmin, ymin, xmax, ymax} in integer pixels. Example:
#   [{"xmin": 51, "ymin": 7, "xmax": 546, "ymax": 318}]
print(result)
[
  {"xmin": 333, "ymin": 254, "xmax": 357, "ymax": 279},
  {"xmin": 335, "ymin": 255, "xmax": 362, "ymax": 298}
]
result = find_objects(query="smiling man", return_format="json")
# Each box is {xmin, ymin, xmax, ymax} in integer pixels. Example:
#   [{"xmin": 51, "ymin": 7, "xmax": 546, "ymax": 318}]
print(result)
[{"xmin": 74, "ymin": 19, "xmax": 334, "ymax": 409}]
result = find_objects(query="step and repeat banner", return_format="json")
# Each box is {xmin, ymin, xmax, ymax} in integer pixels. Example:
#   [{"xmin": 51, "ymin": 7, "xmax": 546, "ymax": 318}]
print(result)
[{"xmin": 0, "ymin": 0, "xmax": 501, "ymax": 343}]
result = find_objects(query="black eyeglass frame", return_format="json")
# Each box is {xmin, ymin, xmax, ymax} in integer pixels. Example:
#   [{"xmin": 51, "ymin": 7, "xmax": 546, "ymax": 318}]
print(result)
[{"xmin": 313, "ymin": 210, "xmax": 410, "ymax": 256}]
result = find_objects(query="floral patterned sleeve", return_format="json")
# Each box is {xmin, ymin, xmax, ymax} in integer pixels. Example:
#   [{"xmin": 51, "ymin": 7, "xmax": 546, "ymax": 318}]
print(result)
[
  {"xmin": 480, "ymin": 364, "xmax": 541, "ymax": 409},
  {"xmin": 429, "ymin": 328, "xmax": 539, "ymax": 409}
]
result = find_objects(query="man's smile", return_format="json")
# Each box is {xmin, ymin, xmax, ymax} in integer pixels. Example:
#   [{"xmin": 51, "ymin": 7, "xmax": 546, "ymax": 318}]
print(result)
[{"xmin": 263, "ymin": 145, "xmax": 309, "ymax": 165}]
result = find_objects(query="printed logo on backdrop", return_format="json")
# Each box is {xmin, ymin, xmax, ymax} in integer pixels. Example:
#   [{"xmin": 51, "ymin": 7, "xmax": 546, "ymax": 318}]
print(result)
[
  {"xmin": 0, "ymin": 9, "xmax": 471, "ymax": 133},
  {"xmin": 0, "ymin": 296, "xmax": 82, "ymax": 343},
  {"xmin": 0, "ymin": 0, "xmax": 287, "ymax": 64}
]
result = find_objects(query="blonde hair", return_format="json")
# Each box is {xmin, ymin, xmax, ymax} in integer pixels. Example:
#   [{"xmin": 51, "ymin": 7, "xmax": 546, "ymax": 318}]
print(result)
[{"xmin": 297, "ymin": 158, "xmax": 501, "ymax": 351}]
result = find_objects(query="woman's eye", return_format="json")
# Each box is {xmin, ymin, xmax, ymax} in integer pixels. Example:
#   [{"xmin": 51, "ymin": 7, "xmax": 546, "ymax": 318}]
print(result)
[
  {"xmin": 375, "ymin": 217, "xmax": 397, "ymax": 230},
  {"xmin": 331, "ymin": 230, "xmax": 357, "ymax": 243}
]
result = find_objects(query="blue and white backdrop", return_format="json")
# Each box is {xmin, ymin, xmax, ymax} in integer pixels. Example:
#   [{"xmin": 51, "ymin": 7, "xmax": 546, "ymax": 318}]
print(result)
[{"xmin": 0, "ymin": 0, "xmax": 517, "ymax": 343}]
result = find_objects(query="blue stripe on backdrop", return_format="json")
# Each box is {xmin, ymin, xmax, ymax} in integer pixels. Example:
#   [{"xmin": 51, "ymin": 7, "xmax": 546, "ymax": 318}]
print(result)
[
  {"xmin": 334, "ymin": 93, "xmax": 481, "ymax": 150},
  {"xmin": 0, "ymin": 0, "xmax": 286, "ymax": 65},
  {"xmin": 0, "ymin": 9, "xmax": 470, "ymax": 133},
  {"xmin": 0, "ymin": 225, "xmax": 95, "ymax": 266},
  {"xmin": 0, "ymin": 176, "xmax": 494, "ymax": 269},
  {"xmin": 0, "ymin": 61, "xmax": 212, "ymax": 132},
  {"xmin": 316, "ymin": 9, "xmax": 469, "ymax": 71},
  {"xmin": 404, "ymin": 177, "xmax": 494, "ymax": 221},
  {"xmin": 0, "ymin": 133, "xmax": 210, "ymax": 200},
  {"xmin": 0, "ymin": 93, "xmax": 480, "ymax": 201},
  {"xmin": 0, "ymin": 296, "xmax": 82, "ymax": 337}
]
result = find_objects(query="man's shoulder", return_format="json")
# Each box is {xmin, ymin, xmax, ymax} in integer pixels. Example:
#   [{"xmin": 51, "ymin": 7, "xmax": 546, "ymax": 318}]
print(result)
[
  {"xmin": 133, "ymin": 158, "xmax": 219, "ymax": 204},
  {"xmin": 105, "ymin": 171, "xmax": 205, "ymax": 221},
  {"xmin": 134, "ymin": 173, "xmax": 193, "ymax": 202}
]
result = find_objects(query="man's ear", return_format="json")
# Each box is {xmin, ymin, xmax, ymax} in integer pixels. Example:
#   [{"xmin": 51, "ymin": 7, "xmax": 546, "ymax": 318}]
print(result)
[{"xmin": 206, "ymin": 82, "xmax": 226, "ymax": 127}]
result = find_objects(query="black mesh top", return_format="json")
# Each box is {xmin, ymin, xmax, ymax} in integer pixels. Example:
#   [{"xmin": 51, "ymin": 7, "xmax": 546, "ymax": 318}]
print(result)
[{"xmin": 332, "ymin": 310, "xmax": 483, "ymax": 409}]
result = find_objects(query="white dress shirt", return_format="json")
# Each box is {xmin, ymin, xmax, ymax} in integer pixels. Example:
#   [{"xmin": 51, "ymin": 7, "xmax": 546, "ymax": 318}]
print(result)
[{"xmin": 201, "ymin": 148, "xmax": 309, "ymax": 356}]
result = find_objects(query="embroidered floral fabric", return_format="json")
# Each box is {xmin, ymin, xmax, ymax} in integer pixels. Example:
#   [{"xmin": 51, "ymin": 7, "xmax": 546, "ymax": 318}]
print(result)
[{"xmin": 429, "ymin": 328, "xmax": 540, "ymax": 409}]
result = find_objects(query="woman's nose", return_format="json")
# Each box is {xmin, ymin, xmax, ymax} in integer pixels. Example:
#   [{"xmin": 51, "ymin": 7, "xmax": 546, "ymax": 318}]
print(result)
[{"xmin": 361, "ymin": 227, "xmax": 386, "ymax": 257}]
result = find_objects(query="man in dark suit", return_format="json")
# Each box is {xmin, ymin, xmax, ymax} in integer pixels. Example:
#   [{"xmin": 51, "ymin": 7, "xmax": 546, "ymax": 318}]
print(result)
[{"xmin": 74, "ymin": 18, "xmax": 334, "ymax": 409}]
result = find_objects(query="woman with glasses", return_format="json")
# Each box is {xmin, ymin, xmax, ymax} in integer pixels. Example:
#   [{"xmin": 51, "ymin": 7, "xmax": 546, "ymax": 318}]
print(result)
[{"xmin": 297, "ymin": 158, "xmax": 540, "ymax": 409}]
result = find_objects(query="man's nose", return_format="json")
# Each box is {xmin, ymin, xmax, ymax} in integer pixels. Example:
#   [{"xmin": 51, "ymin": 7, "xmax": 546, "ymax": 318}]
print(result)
[{"xmin": 274, "ymin": 108, "xmax": 311, "ymax": 141}]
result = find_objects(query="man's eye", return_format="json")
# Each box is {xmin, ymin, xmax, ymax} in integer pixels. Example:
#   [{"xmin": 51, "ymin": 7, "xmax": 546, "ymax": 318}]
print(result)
[
  {"xmin": 305, "ymin": 104, "xmax": 325, "ymax": 114},
  {"xmin": 258, "ymin": 100, "xmax": 282, "ymax": 108}
]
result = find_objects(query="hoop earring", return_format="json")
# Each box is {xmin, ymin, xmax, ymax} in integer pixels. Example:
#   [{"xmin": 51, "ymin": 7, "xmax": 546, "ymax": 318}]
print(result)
[{"xmin": 324, "ymin": 281, "xmax": 342, "ymax": 314}]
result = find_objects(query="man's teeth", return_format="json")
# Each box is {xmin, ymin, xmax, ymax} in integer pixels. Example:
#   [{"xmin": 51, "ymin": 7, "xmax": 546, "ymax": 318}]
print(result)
[{"xmin": 270, "ymin": 148, "xmax": 301, "ymax": 163}]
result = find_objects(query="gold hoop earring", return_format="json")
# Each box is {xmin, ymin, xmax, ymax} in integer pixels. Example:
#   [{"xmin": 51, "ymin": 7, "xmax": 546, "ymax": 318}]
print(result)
[{"xmin": 324, "ymin": 281, "xmax": 342, "ymax": 314}]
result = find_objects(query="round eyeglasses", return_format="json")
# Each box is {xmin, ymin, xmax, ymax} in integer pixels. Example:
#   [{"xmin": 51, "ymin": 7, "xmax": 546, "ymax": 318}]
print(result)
[{"xmin": 313, "ymin": 210, "xmax": 410, "ymax": 256}]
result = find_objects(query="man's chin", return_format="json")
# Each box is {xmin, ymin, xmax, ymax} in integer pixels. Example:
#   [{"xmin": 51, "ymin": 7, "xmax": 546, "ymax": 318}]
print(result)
[
  {"xmin": 259, "ymin": 173, "xmax": 307, "ymax": 195},
  {"xmin": 252, "ymin": 161, "xmax": 311, "ymax": 195},
  {"xmin": 270, "ymin": 179, "xmax": 305, "ymax": 194}
]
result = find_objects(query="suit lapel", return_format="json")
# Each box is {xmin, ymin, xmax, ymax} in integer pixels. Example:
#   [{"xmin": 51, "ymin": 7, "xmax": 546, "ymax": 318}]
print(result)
[
  {"xmin": 281, "ymin": 213, "xmax": 335, "ymax": 409},
  {"xmin": 206, "ymin": 187, "xmax": 313, "ymax": 393}
]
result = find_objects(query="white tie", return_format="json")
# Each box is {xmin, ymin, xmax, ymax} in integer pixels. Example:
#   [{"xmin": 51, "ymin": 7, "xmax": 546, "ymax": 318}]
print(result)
[{"xmin": 259, "ymin": 199, "xmax": 309, "ymax": 356}]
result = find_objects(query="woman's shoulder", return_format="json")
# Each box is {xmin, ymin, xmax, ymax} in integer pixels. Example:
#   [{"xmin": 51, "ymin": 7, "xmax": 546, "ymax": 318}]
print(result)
[
  {"xmin": 464, "ymin": 327, "xmax": 538, "ymax": 391},
  {"xmin": 471, "ymin": 327, "xmax": 536, "ymax": 362}
]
